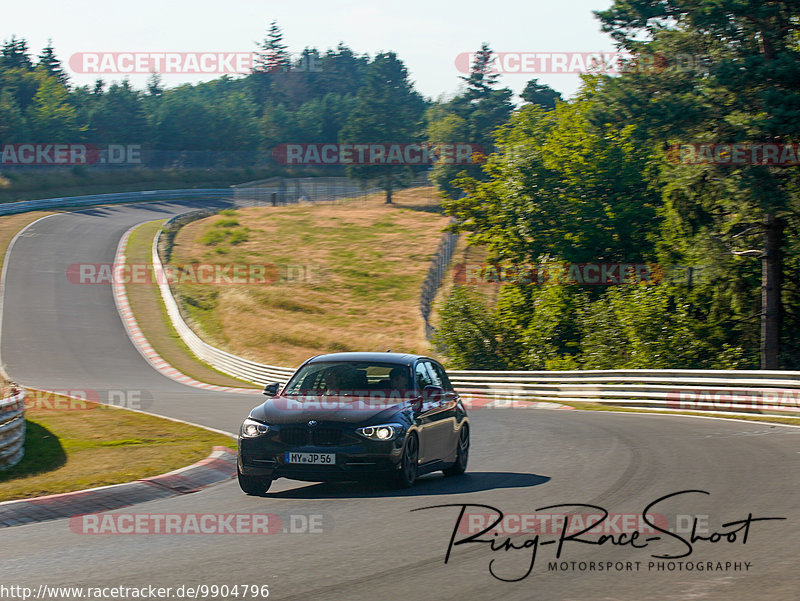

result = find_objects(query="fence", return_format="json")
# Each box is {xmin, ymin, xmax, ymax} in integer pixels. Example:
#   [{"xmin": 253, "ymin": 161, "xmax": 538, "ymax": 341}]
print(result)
[
  {"xmin": 0, "ymin": 390, "xmax": 25, "ymax": 470},
  {"xmin": 232, "ymin": 176, "xmax": 382, "ymax": 205},
  {"xmin": 420, "ymin": 231, "xmax": 459, "ymax": 339}
]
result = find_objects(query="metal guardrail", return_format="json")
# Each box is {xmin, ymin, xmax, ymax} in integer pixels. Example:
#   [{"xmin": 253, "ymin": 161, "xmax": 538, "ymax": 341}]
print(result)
[
  {"xmin": 447, "ymin": 369, "xmax": 800, "ymax": 416},
  {"xmin": 150, "ymin": 229, "xmax": 296, "ymax": 386},
  {"xmin": 0, "ymin": 189, "xmax": 238, "ymax": 217},
  {"xmin": 0, "ymin": 390, "xmax": 26, "ymax": 470},
  {"xmin": 1, "ymin": 182, "xmax": 383, "ymax": 217}
]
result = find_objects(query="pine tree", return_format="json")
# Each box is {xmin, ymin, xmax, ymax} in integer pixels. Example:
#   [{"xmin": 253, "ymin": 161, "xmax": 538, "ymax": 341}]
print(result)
[
  {"xmin": 1, "ymin": 36, "xmax": 34, "ymax": 71},
  {"xmin": 459, "ymin": 43, "xmax": 499, "ymax": 101},
  {"xmin": 255, "ymin": 21, "xmax": 291, "ymax": 73},
  {"xmin": 146, "ymin": 73, "xmax": 164, "ymax": 96},
  {"xmin": 36, "ymin": 40, "xmax": 68, "ymax": 85},
  {"xmin": 596, "ymin": 0, "xmax": 800, "ymax": 368}
]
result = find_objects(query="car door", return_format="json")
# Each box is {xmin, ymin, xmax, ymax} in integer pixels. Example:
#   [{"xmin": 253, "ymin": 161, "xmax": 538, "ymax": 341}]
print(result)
[
  {"xmin": 413, "ymin": 360, "xmax": 438, "ymax": 464},
  {"xmin": 422, "ymin": 360, "xmax": 459, "ymax": 461}
]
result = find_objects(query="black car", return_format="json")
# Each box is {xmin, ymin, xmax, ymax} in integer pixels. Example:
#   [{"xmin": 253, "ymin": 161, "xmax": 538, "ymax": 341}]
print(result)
[{"xmin": 237, "ymin": 352, "xmax": 470, "ymax": 494}]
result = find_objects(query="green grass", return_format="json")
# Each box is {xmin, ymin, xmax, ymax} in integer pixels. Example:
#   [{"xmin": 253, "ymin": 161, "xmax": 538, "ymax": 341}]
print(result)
[
  {"xmin": 168, "ymin": 187, "xmax": 449, "ymax": 367},
  {"xmin": 0, "ymin": 394, "xmax": 234, "ymax": 501},
  {"xmin": 122, "ymin": 220, "xmax": 256, "ymax": 388}
]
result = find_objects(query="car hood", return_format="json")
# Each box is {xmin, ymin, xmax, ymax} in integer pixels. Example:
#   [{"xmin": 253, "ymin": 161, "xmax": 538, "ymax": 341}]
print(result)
[{"xmin": 250, "ymin": 394, "xmax": 411, "ymax": 424}]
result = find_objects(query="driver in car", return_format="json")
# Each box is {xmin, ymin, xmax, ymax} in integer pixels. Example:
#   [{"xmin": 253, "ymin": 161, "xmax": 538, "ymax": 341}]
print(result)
[{"xmin": 389, "ymin": 366, "xmax": 410, "ymax": 393}]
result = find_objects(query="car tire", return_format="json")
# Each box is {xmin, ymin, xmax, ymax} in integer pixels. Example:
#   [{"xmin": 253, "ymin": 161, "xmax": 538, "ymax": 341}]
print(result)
[
  {"xmin": 443, "ymin": 425, "xmax": 469, "ymax": 476},
  {"xmin": 391, "ymin": 432, "xmax": 418, "ymax": 489},
  {"xmin": 238, "ymin": 466, "xmax": 272, "ymax": 496}
]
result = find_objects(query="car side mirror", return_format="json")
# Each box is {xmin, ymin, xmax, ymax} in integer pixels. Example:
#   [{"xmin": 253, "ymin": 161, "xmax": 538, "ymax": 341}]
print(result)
[
  {"xmin": 423, "ymin": 385, "xmax": 444, "ymax": 402},
  {"xmin": 263, "ymin": 382, "xmax": 281, "ymax": 397}
]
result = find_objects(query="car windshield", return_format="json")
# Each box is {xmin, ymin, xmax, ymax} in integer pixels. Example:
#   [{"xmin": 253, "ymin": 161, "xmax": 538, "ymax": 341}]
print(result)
[{"xmin": 283, "ymin": 361, "xmax": 413, "ymax": 397}]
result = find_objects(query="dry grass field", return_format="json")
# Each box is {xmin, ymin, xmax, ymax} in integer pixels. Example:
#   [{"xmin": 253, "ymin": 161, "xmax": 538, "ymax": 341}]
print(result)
[{"xmin": 170, "ymin": 187, "xmax": 451, "ymax": 367}]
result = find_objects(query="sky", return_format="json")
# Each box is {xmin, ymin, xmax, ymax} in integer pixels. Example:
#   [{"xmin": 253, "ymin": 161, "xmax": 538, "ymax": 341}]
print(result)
[{"xmin": 3, "ymin": 0, "xmax": 619, "ymax": 102}]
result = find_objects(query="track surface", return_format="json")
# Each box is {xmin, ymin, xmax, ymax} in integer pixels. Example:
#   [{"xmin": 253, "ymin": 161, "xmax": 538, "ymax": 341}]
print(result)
[{"xmin": 1, "ymin": 202, "xmax": 798, "ymax": 600}]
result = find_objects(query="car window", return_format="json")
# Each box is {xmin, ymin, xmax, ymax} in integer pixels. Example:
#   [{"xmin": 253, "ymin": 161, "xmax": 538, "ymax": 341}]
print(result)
[
  {"xmin": 283, "ymin": 361, "xmax": 406, "ymax": 395},
  {"xmin": 427, "ymin": 361, "xmax": 452, "ymax": 391},
  {"xmin": 415, "ymin": 361, "xmax": 433, "ymax": 391},
  {"xmin": 423, "ymin": 361, "xmax": 443, "ymax": 387}
]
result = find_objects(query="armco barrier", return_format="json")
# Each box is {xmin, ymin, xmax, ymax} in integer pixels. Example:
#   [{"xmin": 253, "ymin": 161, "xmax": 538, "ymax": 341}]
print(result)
[
  {"xmin": 0, "ymin": 390, "xmax": 25, "ymax": 470},
  {"xmin": 0, "ymin": 189, "xmax": 236, "ymax": 217},
  {"xmin": 447, "ymin": 369, "xmax": 800, "ymax": 416},
  {"xmin": 151, "ymin": 224, "xmax": 295, "ymax": 386},
  {"xmin": 0, "ymin": 181, "xmax": 388, "ymax": 218}
]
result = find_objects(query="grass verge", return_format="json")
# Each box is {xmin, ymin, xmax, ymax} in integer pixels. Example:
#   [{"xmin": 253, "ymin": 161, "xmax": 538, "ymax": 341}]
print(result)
[
  {"xmin": 123, "ymin": 221, "xmax": 257, "ymax": 388},
  {"xmin": 0, "ymin": 393, "xmax": 233, "ymax": 501},
  {"xmin": 170, "ymin": 187, "xmax": 449, "ymax": 367}
]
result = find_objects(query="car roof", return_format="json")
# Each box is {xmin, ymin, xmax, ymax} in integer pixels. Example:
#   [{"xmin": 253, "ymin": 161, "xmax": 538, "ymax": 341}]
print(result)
[{"xmin": 305, "ymin": 352, "xmax": 428, "ymax": 367}]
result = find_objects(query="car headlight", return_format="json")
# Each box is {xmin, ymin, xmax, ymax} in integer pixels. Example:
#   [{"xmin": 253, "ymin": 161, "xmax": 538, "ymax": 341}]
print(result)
[
  {"xmin": 241, "ymin": 418, "xmax": 270, "ymax": 438},
  {"xmin": 356, "ymin": 423, "xmax": 402, "ymax": 441}
]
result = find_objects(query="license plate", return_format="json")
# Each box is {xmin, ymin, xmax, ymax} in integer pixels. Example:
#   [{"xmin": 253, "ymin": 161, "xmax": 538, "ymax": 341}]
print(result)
[{"xmin": 284, "ymin": 452, "xmax": 335, "ymax": 465}]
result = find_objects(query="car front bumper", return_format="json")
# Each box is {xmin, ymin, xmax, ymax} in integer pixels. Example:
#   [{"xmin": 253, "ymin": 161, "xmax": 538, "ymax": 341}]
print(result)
[{"xmin": 238, "ymin": 435, "xmax": 405, "ymax": 482}]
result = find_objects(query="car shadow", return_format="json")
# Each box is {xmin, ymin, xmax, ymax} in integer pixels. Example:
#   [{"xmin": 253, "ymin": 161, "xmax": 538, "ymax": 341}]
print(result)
[{"xmin": 263, "ymin": 471, "xmax": 550, "ymax": 499}]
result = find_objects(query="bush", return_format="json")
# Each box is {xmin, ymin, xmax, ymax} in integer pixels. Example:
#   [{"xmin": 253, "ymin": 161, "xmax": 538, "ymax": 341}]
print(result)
[
  {"xmin": 433, "ymin": 285, "xmax": 523, "ymax": 369},
  {"xmin": 199, "ymin": 230, "xmax": 226, "ymax": 245},
  {"xmin": 229, "ymin": 229, "xmax": 249, "ymax": 245}
]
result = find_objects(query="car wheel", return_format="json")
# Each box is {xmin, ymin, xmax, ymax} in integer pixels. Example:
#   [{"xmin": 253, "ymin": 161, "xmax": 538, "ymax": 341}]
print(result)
[
  {"xmin": 443, "ymin": 425, "xmax": 469, "ymax": 476},
  {"xmin": 391, "ymin": 432, "xmax": 418, "ymax": 489},
  {"xmin": 237, "ymin": 466, "xmax": 272, "ymax": 496}
]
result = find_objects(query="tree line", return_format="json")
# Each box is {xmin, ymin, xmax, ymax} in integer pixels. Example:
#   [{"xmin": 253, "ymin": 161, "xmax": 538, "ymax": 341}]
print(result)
[
  {"xmin": 0, "ymin": 27, "xmax": 535, "ymax": 202},
  {"xmin": 3, "ymin": 7, "xmax": 796, "ymax": 370},
  {"xmin": 435, "ymin": 0, "xmax": 800, "ymax": 371}
]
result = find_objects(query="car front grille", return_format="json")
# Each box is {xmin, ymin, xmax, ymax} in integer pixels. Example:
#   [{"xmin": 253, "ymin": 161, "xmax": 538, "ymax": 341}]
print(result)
[
  {"xmin": 280, "ymin": 427, "xmax": 309, "ymax": 446},
  {"xmin": 312, "ymin": 428, "xmax": 342, "ymax": 446}
]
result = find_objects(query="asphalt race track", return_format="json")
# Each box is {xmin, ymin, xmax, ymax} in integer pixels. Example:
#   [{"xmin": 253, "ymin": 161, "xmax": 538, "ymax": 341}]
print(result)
[{"xmin": 1, "ymin": 202, "xmax": 799, "ymax": 600}]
